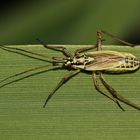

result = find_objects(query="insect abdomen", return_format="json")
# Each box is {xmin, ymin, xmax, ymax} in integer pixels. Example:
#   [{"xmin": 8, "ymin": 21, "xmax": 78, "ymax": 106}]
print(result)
[{"xmin": 106, "ymin": 56, "xmax": 140, "ymax": 73}]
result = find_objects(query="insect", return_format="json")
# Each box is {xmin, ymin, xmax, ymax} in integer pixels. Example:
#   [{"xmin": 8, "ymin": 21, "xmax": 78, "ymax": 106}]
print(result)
[{"xmin": 0, "ymin": 30, "xmax": 140, "ymax": 111}]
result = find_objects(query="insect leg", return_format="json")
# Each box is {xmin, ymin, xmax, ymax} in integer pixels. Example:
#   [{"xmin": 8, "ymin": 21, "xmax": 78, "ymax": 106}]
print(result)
[
  {"xmin": 99, "ymin": 73, "xmax": 140, "ymax": 111},
  {"xmin": 43, "ymin": 70, "xmax": 80, "ymax": 108},
  {"xmin": 96, "ymin": 30, "xmax": 105, "ymax": 51},
  {"xmin": 100, "ymin": 30, "xmax": 134, "ymax": 46},
  {"xmin": 0, "ymin": 45, "xmax": 52, "ymax": 63},
  {"xmin": 92, "ymin": 72, "xmax": 124, "ymax": 111},
  {"xmin": 0, "ymin": 65, "xmax": 61, "ymax": 89},
  {"xmin": 36, "ymin": 39, "xmax": 73, "ymax": 58},
  {"xmin": 74, "ymin": 45, "xmax": 97, "ymax": 57}
]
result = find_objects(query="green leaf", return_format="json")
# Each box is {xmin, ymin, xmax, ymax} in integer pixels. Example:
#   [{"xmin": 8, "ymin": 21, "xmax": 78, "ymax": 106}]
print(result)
[{"xmin": 0, "ymin": 45, "xmax": 140, "ymax": 140}]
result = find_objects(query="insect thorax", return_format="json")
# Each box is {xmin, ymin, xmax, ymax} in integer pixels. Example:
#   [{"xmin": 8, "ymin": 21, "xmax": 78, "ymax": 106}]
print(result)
[{"xmin": 65, "ymin": 55, "xmax": 94, "ymax": 69}]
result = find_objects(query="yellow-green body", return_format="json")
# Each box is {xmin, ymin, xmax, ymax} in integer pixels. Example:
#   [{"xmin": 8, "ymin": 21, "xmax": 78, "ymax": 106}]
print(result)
[{"xmin": 71, "ymin": 50, "xmax": 140, "ymax": 73}]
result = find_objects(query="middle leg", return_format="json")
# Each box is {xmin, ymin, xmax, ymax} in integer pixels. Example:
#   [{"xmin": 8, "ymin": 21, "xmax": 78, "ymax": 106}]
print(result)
[
  {"xmin": 43, "ymin": 69, "xmax": 80, "ymax": 108},
  {"xmin": 74, "ymin": 45, "xmax": 97, "ymax": 57}
]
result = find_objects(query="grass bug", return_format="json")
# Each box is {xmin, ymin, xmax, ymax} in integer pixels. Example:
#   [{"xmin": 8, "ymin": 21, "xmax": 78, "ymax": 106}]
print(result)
[{"xmin": 0, "ymin": 30, "xmax": 140, "ymax": 111}]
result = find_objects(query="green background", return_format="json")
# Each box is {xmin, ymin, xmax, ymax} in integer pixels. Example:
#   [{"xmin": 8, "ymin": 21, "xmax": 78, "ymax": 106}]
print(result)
[
  {"xmin": 0, "ymin": 1, "xmax": 140, "ymax": 140},
  {"xmin": 0, "ymin": 0, "xmax": 140, "ymax": 44}
]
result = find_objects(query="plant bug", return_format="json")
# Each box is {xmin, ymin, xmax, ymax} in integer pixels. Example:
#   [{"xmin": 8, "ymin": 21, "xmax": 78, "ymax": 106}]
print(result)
[{"xmin": 0, "ymin": 30, "xmax": 140, "ymax": 111}]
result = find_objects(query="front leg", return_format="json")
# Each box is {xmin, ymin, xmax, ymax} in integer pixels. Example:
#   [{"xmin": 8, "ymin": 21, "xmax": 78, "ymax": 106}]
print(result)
[{"xmin": 36, "ymin": 38, "xmax": 73, "ymax": 58}]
